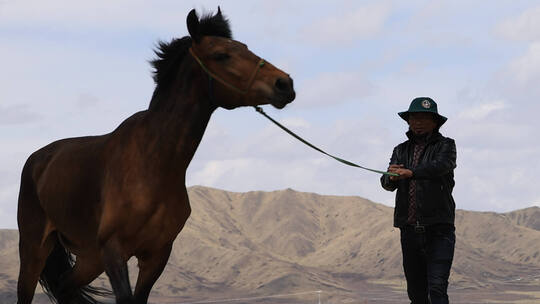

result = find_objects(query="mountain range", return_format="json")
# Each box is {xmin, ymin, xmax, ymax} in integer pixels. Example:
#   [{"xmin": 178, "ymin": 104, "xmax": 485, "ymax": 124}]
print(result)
[{"xmin": 1, "ymin": 186, "xmax": 539, "ymax": 303}]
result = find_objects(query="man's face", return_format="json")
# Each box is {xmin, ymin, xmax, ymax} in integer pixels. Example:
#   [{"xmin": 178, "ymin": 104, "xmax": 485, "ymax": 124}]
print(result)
[{"xmin": 408, "ymin": 112, "xmax": 437, "ymax": 135}]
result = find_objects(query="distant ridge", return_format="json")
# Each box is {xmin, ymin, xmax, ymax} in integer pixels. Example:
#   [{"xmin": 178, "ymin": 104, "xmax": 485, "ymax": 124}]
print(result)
[
  {"xmin": 506, "ymin": 206, "xmax": 540, "ymax": 231},
  {"xmin": 1, "ymin": 186, "xmax": 539, "ymax": 303}
]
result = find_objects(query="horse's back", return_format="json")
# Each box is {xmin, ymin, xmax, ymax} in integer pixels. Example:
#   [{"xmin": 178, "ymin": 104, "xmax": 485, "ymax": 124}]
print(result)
[
  {"xmin": 29, "ymin": 134, "xmax": 108, "ymax": 190},
  {"xmin": 25, "ymin": 135, "xmax": 104, "ymax": 180}
]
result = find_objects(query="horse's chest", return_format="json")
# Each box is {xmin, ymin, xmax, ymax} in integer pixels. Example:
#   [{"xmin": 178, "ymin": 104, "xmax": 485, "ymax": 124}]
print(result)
[{"xmin": 131, "ymin": 199, "xmax": 191, "ymax": 252}]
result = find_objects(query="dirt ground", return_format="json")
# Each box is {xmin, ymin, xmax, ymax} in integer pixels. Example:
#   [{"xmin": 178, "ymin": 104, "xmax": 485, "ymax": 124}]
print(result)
[
  {"xmin": 6, "ymin": 282, "xmax": 540, "ymax": 304},
  {"xmin": 145, "ymin": 278, "xmax": 540, "ymax": 304}
]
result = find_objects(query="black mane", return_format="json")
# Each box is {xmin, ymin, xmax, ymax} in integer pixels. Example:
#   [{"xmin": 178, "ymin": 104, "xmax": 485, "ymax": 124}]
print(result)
[{"xmin": 150, "ymin": 11, "xmax": 232, "ymax": 88}]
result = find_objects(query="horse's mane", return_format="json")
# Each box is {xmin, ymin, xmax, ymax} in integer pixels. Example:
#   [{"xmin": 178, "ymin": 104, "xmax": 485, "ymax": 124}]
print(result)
[{"xmin": 149, "ymin": 11, "xmax": 232, "ymax": 102}]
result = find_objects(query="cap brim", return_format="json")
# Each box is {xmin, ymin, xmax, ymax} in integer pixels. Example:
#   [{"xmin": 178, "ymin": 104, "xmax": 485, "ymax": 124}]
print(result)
[
  {"xmin": 437, "ymin": 115, "xmax": 447, "ymax": 126},
  {"xmin": 398, "ymin": 111, "xmax": 447, "ymax": 126},
  {"xmin": 398, "ymin": 111, "xmax": 409, "ymax": 121}
]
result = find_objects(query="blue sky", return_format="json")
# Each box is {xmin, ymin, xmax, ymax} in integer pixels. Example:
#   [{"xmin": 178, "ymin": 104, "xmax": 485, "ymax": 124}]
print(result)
[{"xmin": 1, "ymin": 1, "xmax": 539, "ymax": 229}]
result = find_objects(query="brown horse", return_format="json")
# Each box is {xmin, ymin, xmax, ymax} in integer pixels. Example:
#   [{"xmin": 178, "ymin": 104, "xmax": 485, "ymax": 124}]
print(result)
[{"xmin": 16, "ymin": 8, "xmax": 295, "ymax": 304}]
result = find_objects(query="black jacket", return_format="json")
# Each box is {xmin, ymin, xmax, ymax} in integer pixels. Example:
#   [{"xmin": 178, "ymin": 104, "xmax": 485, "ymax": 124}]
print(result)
[{"xmin": 381, "ymin": 131, "xmax": 456, "ymax": 227}]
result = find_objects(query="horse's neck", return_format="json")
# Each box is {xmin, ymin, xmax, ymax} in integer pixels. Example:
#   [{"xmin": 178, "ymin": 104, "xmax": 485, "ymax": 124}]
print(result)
[{"xmin": 144, "ymin": 89, "xmax": 214, "ymax": 172}]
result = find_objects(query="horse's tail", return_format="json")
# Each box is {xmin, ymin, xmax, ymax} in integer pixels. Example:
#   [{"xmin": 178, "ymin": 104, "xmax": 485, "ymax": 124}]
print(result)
[{"xmin": 39, "ymin": 236, "xmax": 109, "ymax": 304}]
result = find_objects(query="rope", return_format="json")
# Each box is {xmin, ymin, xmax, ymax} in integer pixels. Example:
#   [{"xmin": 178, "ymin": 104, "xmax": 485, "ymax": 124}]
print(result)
[{"xmin": 254, "ymin": 106, "xmax": 398, "ymax": 176}]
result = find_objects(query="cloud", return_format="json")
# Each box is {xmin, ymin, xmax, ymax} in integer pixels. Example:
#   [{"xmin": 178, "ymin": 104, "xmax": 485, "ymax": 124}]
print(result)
[
  {"xmin": 488, "ymin": 41, "xmax": 540, "ymax": 119},
  {"xmin": 279, "ymin": 117, "xmax": 311, "ymax": 129},
  {"xmin": 448, "ymin": 94, "xmax": 539, "ymax": 211},
  {"xmin": 0, "ymin": 183, "xmax": 18, "ymax": 229},
  {"xmin": 295, "ymin": 72, "xmax": 375, "ymax": 108},
  {"xmin": 189, "ymin": 156, "xmax": 334, "ymax": 192},
  {"xmin": 0, "ymin": 104, "xmax": 42, "ymax": 125},
  {"xmin": 302, "ymin": 2, "xmax": 392, "ymax": 45},
  {"xmin": 0, "ymin": 0, "xmax": 184, "ymax": 32},
  {"xmin": 457, "ymin": 101, "xmax": 506, "ymax": 120},
  {"xmin": 495, "ymin": 5, "xmax": 540, "ymax": 41},
  {"xmin": 506, "ymin": 42, "xmax": 540, "ymax": 85},
  {"xmin": 0, "ymin": 1, "xmax": 286, "ymax": 37},
  {"xmin": 455, "ymin": 156, "xmax": 539, "ymax": 211},
  {"xmin": 76, "ymin": 93, "xmax": 100, "ymax": 109},
  {"xmin": 0, "ymin": 208, "xmax": 17, "ymax": 231}
]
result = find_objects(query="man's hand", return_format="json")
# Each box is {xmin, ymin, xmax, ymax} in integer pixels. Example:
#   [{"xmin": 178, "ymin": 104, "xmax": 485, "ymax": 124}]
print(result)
[
  {"xmin": 388, "ymin": 164, "xmax": 413, "ymax": 181},
  {"xmin": 388, "ymin": 164, "xmax": 402, "ymax": 181}
]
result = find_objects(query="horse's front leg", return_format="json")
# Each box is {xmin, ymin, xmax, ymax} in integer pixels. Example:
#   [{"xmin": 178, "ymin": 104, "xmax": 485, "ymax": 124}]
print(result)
[
  {"xmin": 101, "ymin": 238, "xmax": 134, "ymax": 304},
  {"xmin": 133, "ymin": 243, "xmax": 173, "ymax": 304}
]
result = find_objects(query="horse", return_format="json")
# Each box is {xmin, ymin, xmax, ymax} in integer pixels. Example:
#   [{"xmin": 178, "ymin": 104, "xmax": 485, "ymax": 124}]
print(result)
[{"xmin": 16, "ymin": 8, "xmax": 295, "ymax": 304}]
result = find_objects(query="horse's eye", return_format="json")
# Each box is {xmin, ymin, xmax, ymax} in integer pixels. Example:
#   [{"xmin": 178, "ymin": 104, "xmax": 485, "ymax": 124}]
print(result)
[{"xmin": 212, "ymin": 53, "xmax": 230, "ymax": 61}]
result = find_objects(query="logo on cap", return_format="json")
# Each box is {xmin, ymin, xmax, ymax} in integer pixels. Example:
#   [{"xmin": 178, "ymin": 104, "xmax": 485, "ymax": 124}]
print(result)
[{"xmin": 421, "ymin": 99, "xmax": 431, "ymax": 109}]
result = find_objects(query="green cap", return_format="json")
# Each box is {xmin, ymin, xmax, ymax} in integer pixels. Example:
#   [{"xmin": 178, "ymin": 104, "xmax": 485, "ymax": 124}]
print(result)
[{"xmin": 398, "ymin": 97, "xmax": 447, "ymax": 126}]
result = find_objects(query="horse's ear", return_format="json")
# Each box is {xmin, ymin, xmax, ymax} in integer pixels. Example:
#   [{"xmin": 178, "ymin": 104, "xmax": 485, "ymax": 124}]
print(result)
[
  {"xmin": 217, "ymin": 6, "xmax": 222, "ymax": 17},
  {"xmin": 187, "ymin": 9, "xmax": 200, "ymax": 43}
]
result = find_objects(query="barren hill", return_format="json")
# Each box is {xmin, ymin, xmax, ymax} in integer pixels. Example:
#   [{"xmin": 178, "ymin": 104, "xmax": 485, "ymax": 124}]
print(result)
[
  {"xmin": 506, "ymin": 207, "xmax": 540, "ymax": 231},
  {"xmin": 1, "ymin": 186, "xmax": 540, "ymax": 303}
]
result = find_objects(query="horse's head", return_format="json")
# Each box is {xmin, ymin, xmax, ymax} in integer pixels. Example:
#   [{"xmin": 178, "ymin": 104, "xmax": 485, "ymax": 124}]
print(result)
[{"xmin": 187, "ymin": 8, "xmax": 295, "ymax": 110}]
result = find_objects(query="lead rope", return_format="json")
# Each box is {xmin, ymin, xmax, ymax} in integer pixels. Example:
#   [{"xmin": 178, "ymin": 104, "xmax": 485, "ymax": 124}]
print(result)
[{"xmin": 253, "ymin": 106, "xmax": 398, "ymax": 176}]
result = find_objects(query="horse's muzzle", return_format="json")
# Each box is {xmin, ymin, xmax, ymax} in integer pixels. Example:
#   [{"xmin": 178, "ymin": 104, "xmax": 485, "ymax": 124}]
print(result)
[{"xmin": 271, "ymin": 76, "xmax": 295, "ymax": 108}]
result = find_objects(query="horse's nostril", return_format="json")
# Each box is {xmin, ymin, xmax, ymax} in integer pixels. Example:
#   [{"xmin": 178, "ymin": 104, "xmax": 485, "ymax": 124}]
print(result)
[{"xmin": 275, "ymin": 77, "xmax": 293, "ymax": 92}]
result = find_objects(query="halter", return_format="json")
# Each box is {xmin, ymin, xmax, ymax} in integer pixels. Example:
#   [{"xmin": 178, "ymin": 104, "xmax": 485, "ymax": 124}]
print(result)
[{"xmin": 189, "ymin": 47, "xmax": 265, "ymax": 102}]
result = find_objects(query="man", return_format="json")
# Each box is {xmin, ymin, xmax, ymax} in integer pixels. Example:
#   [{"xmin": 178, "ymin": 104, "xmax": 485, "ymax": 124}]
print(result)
[{"xmin": 381, "ymin": 97, "xmax": 457, "ymax": 304}]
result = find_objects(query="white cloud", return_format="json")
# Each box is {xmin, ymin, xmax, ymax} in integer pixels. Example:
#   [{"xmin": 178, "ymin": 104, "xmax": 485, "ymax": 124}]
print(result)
[
  {"xmin": 506, "ymin": 42, "xmax": 540, "ymax": 85},
  {"xmin": 0, "ymin": 104, "xmax": 42, "ymax": 125},
  {"xmin": 496, "ymin": 5, "xmax": 540, "ymax": 41},
  {"xmin": 488, "ymin": 40, "xmax": 540, "ymax": 117},
  {"xmin": 0, "ymin": 208, "xmax": 17, "ymax": 231},
  {"xmin": 279, "ymin": 117, "xmax": 311, "ymax": 129},
  {"xmin": 0, "ymin": 0, "xmax": 187, "ymax": 31},
  {"xmin": 76, "ymin": 93, "xmax": 100, "ymax": 109},
  {"xmin": 457, "ymin": 101, "xmax": 506, "ymax": 120},
  {"xmin": 455, "ymin": 159, "xmax": 539, "ymax": 212},
  {"xmin": 0, "ymin": 183, "xmax": 19, "ymax": 229},
  {"xmin": 0, "ymin": 0, "xmax": 294, "ymax": 37},
  {"xmin": 189, "ymin": 157, "xmax": 328, "ymax": 192},
  {"xmin": 302, "ymin": 2, "xmax": 392, "ymax": 45},
  {"xmin": 296, "ymin": 72, "xmax": 375, "ymax": 108}
]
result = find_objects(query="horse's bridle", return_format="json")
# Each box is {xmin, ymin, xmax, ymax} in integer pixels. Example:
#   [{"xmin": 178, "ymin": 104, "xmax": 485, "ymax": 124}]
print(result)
[{"xmin": 188, "ymin": 47, "xmax": 266, "ymax": 100}]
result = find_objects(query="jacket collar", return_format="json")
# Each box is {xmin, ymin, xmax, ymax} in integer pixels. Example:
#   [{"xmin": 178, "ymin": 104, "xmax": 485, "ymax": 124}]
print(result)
[{"xmin": 406, "ymin": 130, "xmax": 442, "ymax": 144}]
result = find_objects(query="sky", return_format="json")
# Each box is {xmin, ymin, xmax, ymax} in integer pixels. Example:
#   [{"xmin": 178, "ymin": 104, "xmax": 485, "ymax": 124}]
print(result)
[{"xmin": 1, "ymin": 0, "xmax": 539, "ymax": 229}]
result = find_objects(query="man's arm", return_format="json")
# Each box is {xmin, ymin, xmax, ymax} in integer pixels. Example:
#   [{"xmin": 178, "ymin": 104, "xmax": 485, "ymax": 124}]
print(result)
[
  {"xmin": 412, "ymin": 138, "xmax": 456, "ymax": 179},
  {"xmin": 380, "ymin": 147, "xmax": 399, "ymax": 191}
]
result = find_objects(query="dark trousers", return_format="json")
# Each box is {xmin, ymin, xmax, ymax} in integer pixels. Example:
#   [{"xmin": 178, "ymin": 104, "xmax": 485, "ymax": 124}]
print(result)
[{"xmin": 400, "ymin": 224, "xmax": 455, "ymax": 304}]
